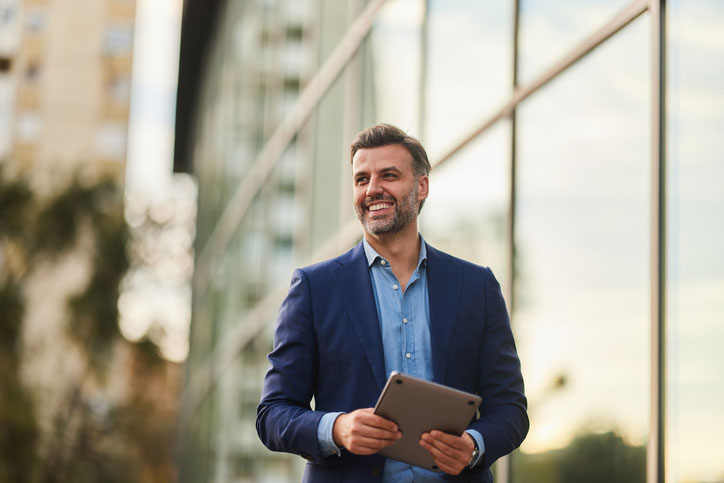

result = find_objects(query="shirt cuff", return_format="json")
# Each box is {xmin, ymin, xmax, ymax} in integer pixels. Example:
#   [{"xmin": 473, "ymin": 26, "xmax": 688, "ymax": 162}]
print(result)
[
  {"xmin": 317, "ymin": 412, "xmax": 345, "ymax": 457},
  {"xmin": 465, "ymin": 429, "xmax": 486, "ymax": 467}
]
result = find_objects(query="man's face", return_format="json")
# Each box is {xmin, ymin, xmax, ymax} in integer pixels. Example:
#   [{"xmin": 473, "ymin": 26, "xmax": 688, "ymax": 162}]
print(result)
[{"xmin": 352, "ymin": 144, "xmax": 429, "ymax": 237}]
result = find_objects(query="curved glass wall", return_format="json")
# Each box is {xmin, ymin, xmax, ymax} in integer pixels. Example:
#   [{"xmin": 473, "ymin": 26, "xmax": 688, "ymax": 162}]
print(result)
[
  {"xmin": 424, "ymin": 0, "xmax": 512, "ymax": 157},
  {"xmin": 179, "ymin": 0, "xmax": 722, "ymax": 481},
  {"xmin": 513, "ymin": 16, "xmax": 650, "ymax": 482},
  {"xmin": 421, "ymin": 120, "xmax": 511, "ymax": 291},
  {"xmin": 667, "ymin": 1, "xmax": 724, "ymax": 481},
  {"xmin": 518, "ymin": 0, "xmax": 633, "ymax": 84},
  {"xmin": 368, "ymin": 0, "xmax": 423, "ymax": 132}
]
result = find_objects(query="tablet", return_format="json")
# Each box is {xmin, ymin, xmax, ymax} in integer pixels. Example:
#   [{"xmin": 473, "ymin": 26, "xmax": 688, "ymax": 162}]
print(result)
[{"xmin": 373, "ymin": 371, "xmax": 482, "ymax": 471}]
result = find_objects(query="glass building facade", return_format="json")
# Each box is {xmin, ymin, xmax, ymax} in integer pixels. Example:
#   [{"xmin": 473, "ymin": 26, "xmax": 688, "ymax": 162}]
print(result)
[{"xmin": 174, "ymin": 1, "xmax": 724, "ymax": 482}]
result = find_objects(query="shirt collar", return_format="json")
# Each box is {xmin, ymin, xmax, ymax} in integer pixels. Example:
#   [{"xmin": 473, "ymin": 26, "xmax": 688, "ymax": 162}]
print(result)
[{"xmin": 362, "ymin": 234, "xmax": 428, "ymax": 269}]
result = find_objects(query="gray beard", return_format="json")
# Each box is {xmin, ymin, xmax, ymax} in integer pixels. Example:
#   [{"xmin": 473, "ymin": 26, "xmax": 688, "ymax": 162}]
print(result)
[{"xmin": 356, "ymin": 185, "xmax": 418, "ymax": 236}]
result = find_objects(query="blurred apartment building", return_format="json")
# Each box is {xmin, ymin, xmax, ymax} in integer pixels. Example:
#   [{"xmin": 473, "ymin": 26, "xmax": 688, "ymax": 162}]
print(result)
[
  {"xmin": 0, "ymin": 0, "xmax": 183, "ymax": 480},
  {"xmin": 175, "ymin": 0, "xmax": 724, "ymax": 482},
  {"xmin": 0, "ymin": 0, "xmax": 134, "ymax": 185}
]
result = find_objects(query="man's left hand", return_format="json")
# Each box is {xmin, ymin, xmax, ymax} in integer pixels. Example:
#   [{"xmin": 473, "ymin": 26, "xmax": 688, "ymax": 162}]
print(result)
[{"xmin": 419, "ymin": 430, "xmax": 475, "ymax": 476}]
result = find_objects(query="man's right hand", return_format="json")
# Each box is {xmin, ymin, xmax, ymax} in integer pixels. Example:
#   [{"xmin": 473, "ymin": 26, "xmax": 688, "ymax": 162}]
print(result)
[{"xmin": 332, "ymin": 408, "xmax": 402, "ymax": 455}]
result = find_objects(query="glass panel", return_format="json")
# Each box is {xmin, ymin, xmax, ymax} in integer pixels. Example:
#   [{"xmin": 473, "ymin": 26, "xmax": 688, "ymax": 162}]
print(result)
[
  {"xmin": 363, "ymin": 0, "xmax": 424, "ymax": 132},
  {"xmin": 512, "ymin": 18, "xmax": 650, "ymax": 482},
  {"xmin": 518, "ymin": 0, "xmax": 632, "ymax": 85},
  {"xmin": 420, "ymin": 120, "xmax": 510, "ymax": 292},
  {"xmin": 667, "ymin": 1, "xmax": 724, "ymax": 481},
  {"xmin": 424, "ymin": 0, "xmax": 512, "ymax": 158},
  {"xmin": 309, "ymin": 71, "xmax": 347, "ymax": 252}
]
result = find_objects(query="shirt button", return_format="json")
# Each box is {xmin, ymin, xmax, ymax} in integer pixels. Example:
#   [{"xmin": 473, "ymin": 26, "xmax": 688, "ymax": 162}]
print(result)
[
  {"xmin": 406, "ymin": 353, "xmax": 411, "ymax": 359},
  {"xmin": 392, "ymin": 284, "xmax": 398, "ymax": 290},
  {"xmin": 403, "ymin": 318, "xmax": 408, "ymax": 324},
  {"xmin": 380, "ymin": 260, "xmax": 386, "ymax": 265}
]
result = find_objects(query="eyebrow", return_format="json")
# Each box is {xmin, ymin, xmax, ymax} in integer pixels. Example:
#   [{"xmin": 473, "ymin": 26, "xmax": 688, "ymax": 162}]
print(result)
[
  {"xmin": 354, "ymin": 166, "xmax": 402, "ymax": 177},
  {"xmin": 379, "ymin": 166, "xmax": 402, "ymax": 175}
]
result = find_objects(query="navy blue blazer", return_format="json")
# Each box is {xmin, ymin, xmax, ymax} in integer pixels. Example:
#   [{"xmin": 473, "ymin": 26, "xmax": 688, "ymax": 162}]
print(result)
[{"xmin": 256, "ymin": 241, "xmax": 528, "ymax": 482}]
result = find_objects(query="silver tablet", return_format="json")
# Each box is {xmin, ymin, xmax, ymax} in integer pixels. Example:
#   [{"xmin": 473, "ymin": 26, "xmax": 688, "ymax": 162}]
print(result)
[{"xmin": 373, "ymin": 371, "xmax": 482, "ymax": 471}]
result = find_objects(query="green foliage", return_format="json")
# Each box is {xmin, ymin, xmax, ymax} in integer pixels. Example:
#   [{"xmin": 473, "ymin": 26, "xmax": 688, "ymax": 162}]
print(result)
[
  {"xmin": 0, "ymin": 282, "xmax": 24, "ymax": 356},
  {"xmin": 0, "ymin": 379, "xmax": 39, "ymax": 483},
  {"xmin": 0, "ymin": 282, "xmax": 39, "ymax": 483},
  {"xmin": 0, "ymin": 169, "xmax": 39, "ymax": 483},
  {"xmin": 0, "ymin": 170, "xmax": 175, "ymax": 483},
  {"xmin": 513, "ymin": 429, "xmax": 646, "ymax": 483},
  {"xmin": 33, "ymin": 178, "xmax": 120, "ymax": 257},
  {"xmin": 0, "ymin": 171, "xmax": 33, "ymax": 241},
  {"xmin": 560, "ymin": 431, "xmax": 645, "ymax": 483},
  {"xmin": 65, "ymin": 183, "xmax": 130, "ymax": 371}
]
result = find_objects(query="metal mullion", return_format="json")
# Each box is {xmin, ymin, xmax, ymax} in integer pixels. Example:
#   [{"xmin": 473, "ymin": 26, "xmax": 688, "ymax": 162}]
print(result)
[
  {"xmin": 419, "ymin": 0, "xmax": 429, "ymax": 141},
  {"xmin": 431, "ymin": 0, "xmax": 649, "ymax": 172},
  {"xmin": 499, "ymin": 1, "xmax": 521, "ymax": 482},
  {"xmin": 192, "ymin": 0, "xmax": 389, "ymax": 303},
  {"xmin": 648, "ymin": 0, "xmax": 666, "ymax": 482}
]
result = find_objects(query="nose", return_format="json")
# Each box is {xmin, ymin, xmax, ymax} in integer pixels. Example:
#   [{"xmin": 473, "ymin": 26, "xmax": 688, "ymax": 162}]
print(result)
[{"xmin": 366, "ymin": 176, "xmax": 383, "ymax": 197}]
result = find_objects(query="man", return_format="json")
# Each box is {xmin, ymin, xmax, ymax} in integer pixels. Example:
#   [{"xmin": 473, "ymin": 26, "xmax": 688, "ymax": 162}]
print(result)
[{"xmin": 256, "ymin": 124, "xmax": 528, "ymax": 482}]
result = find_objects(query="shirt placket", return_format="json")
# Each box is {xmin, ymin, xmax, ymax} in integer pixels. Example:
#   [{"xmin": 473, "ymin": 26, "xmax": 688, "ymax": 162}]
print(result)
[{"xmin": 402, "ymin": 270, "xmax": 420, "ymax": 377}]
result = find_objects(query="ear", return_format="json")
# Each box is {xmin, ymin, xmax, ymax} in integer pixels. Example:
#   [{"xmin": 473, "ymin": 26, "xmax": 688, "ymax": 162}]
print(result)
[{"xmin": 417, "ymin": 175, "xmax": 429, "ymax": 203}]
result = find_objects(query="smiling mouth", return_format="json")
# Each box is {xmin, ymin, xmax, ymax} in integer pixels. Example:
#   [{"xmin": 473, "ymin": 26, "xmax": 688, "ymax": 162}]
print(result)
[{"xmin": 367, "ymin": 202, "xmax": 392, "ymax": 212}]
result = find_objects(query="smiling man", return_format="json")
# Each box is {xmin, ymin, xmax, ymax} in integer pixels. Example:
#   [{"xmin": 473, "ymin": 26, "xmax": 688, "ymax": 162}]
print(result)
[{"xmin": 257, "ymin": 124, "xmax": 528, "ymax": 482}]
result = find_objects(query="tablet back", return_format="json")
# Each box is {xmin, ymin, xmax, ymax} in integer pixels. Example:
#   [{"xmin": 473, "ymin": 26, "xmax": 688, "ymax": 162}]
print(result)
[{"xmin": 373, "ymin": 371, "xmax": 481, "ymax": 471}]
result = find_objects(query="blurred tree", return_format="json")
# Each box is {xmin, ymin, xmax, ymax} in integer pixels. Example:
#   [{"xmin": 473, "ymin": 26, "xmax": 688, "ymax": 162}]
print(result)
[
  {"xmin": 0, "ymin": 171, "xmax": 39, "ymax": 483},
  {"xmin": 559, "ymin": 430, "xmax": 645, "ymax": 483},
  {"xmin": 0, "ymin": 168, "xmax": 179, "ymax": 483},
  {"xmin": 512, "ymin": 429, "xmax": 645, "ymax": 483}
]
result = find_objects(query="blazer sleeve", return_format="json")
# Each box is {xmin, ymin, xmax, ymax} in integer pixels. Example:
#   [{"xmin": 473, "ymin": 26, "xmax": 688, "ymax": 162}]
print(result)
[
  {"xmin": 468, "ymin": 268, "xmax": 529, "ymax": 474},
  {"xmin": 256, "ymin": 269, "xmax": 326, "ymax": 463}
]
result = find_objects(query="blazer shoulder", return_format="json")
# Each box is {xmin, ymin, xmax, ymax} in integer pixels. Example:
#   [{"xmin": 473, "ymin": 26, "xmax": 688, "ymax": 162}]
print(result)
[{"xmin": 295, "ymin": 241, "xmax": 364, "ymax": 280}]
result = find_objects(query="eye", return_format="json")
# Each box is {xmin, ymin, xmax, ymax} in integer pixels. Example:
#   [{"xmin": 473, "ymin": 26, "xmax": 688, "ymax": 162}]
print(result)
[{"xmin": 355, "ymin": 176, "xmax": 369, "ymax": 185}]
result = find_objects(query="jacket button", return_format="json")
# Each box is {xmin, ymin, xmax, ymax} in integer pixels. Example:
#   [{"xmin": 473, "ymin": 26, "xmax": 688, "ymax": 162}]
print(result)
[{"xmin": 371, "ymin": 467, "xmax": 381, "ymax": 477}]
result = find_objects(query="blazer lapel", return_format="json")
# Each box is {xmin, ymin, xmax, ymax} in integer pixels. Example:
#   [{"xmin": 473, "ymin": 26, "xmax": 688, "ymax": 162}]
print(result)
[
  {"xmin": 426, "ymin": 243, "xmax": 461, "ymax": 384},
  {"xmin": 333, "ymin": 242, "xmax": 387, "ymax": 391}
]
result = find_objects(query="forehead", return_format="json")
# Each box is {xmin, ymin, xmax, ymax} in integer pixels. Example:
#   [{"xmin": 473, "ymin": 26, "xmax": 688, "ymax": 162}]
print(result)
[{"xmin": 352, "ymin": 144, "xmax": 414, "ymax": 173}]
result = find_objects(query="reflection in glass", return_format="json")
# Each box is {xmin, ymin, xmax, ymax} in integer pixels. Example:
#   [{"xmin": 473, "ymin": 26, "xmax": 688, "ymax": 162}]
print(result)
[
  {"xmin": 667, "ymin": 1, "xmax": 724, "ymax": 481},
  {"xmin": 364, "ymin": 0, "xmax": 423, "ymax": 133},
  {"xmin": 518, "ymin": 0, "xmax": 631, "ymax": 85},
  {"xmin": 512, "ymin": 18, "xmax": 650, "ymax": 482},
  {"xmin": 420, "ymin": 120, "xmax": 510, "ymax": 291},
  {"xmin": 424, "ymin": 0, "xmax": 512, "ymax": 157}
]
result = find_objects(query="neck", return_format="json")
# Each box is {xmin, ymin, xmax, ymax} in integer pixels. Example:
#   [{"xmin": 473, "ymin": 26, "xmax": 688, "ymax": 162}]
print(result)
[{"xmin": 364, "ymin": 221, "xmax": 421, "ymax": 276}]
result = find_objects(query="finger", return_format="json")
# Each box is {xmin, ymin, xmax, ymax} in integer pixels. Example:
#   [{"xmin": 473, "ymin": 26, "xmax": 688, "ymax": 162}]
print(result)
[
  {"xmin": 427, "ymin": 430, "xmax": 470, "ymax": 450},
  {"xmin": 420, "ymin": 433, "xmax": 469, "ymax": 467},
  {"xmin": 357, "ymin": 410, "xmax": 399, "ymax": 432},
  {"xmin": 363, "ymin": 426, "xmax": 402, "ymax": 440},
  {"xmin": 419, "ymin": 440, "xmax": 465, "ymax": 475},
  {"xmin": 421, "ymin": 433, "xmax": 466, "ymax": 457},
  {"xmin": 420, "ymin": 438, "xmax": 462, "ymax": 466},
  {"xmin": 347, "ymin": 434, "xmax": 400, "ymax": 455},
  {"xmin": 349, "ymin": 424, "xmax": 401, "ymax": 442},
  {"xmin": 347, "ymin": 416, "xmax": 400, "ymax": 440}
]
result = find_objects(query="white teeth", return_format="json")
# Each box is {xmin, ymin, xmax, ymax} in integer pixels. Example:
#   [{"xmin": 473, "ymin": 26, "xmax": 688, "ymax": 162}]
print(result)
[{"xmin": 369, "ymin": 203, "xmax": 391, "ymax": 212}]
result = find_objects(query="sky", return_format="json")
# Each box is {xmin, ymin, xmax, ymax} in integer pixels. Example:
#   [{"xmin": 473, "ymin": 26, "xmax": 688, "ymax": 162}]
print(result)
[
  {"xmin": 120, "ymin": 0, "xmax": 193, "ymax": 363},
  {"xmin": 125, "ymin": 0, "xmax": 182, "ymax": 196}
]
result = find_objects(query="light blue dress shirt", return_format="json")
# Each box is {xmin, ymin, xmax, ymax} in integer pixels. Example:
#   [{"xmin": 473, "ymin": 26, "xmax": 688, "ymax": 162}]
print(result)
[{"xmin": 317, "ymin": 236, "xmax": 485, "ymax": 481}]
